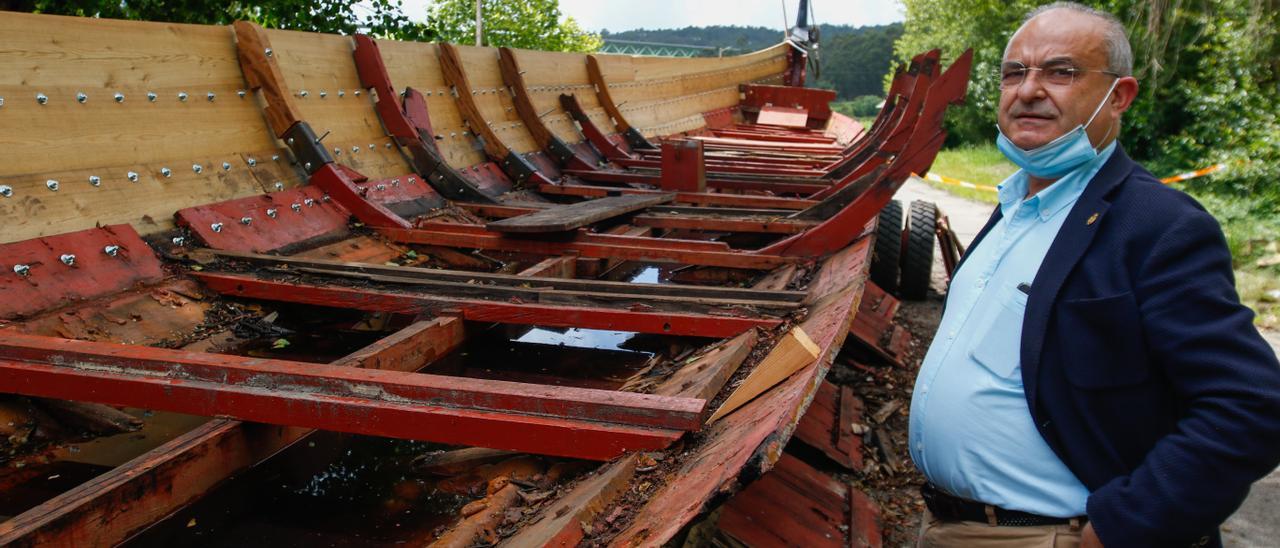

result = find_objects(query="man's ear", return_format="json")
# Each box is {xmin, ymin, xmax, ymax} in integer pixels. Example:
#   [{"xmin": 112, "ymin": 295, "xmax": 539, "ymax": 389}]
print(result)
[{"xmin": 1111, "ymin": 76, "xmax": 1139, "ymax": 114}]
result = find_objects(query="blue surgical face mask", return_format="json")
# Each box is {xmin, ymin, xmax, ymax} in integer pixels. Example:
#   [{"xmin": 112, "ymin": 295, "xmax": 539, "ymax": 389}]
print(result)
[{"xmin": 996, "ymin": 78, "xmax": 1119, "ymax": 179}]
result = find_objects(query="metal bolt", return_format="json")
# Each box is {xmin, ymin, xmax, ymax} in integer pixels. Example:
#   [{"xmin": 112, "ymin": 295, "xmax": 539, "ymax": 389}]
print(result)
[
  {"xmin": 211, "ymin": 222, "xmax": 223, "ymax": 233},
  {"xmin": 319, "ymin": 91, "xmax": 327, "ymax": 98},
  {"xmin": 264, "ymin": 48, "xmax": 273, "ymax": 57},
  {"xmin": 207, "ymin": 92, "xmax": 216, "ymax": 102},
  {"xmin": 375, "ymin": 184, "xmax": 387, "ymax": 191},
  {"xmin": 0, "ymin": 97, "xmax": 5, "ymax": 107},
  {"xmin": 60, "ymin": 254, "xmax": 76, "ymax": 266},
  {"xmin": 354, "ymin": 90, "xmax": 361, "ymax": 96},
  {"xmin": 114, "ymin": 92, "xmax": 125, "ymax": 103},
  {"xmin": 127, "ymin": 171, "xmax": 139, "ymax": 182},
  {"xmin": 13, "ymin": 264, "xmax": 30, "ymax": 277},
  {"xmin": 338, "ymin": 90, "xmax": 345, "ymax": 97},
  {"xmin": 368, "ymin": 143, "xmax": 375, "ymax": 150},
  {"xmin": 304, "ymin": 198, "xmax": 315, "ymax": 207},
  {"xmin": 272, "ymin": 154, "xmax": 280, "ymax": 161},
  {"xmin": 287, "ymin": 137, "xmax": 294, "ymax": 145},
  {"xmin": 321, "ymin": 195, "xmax": 331, "ymax": 202},
  {"xmin": 178, "ymin": 92, "xmax": 188, "ymax": 102},
  {"xmin": 391, "ymin": 178, "xmax": 400, "ymax": 186},
  {"xmin": 238, "ymin": 90, "xmax": 247, "ymax": 98},
  {"xmin": 192, "ymin": 164, "xmax": 203, "ymax": 174},
  {"xmin": 88, "ymin": 175, "xmax": 101, "ymax": 186},
  {"xmin": 161, "ymin": 168, "xmax": 172, "ymax": 177},
  {"xmin": 291, "ymin": 203, "xmax": 302, "ymax": 212},
  {"xmin": 36, "ymin": 93, "xmax": 48, "ymax": 105},
  {"xmin": 408, "ymin": 177, "xmax": 416, "ymax": 184},
  {"xmin": 274, "ymin": 182, "xmax": 285, "ymax": 191},
  {"xmin": 77, "ymin": 92, "xmax": 88, "ymax": 103},
  {"xmin": 385, "ymin": 142, "xmax": 392, "ymax": 149},
  {"xmin": 352, "ymin": 146, "xmax": 359, "ymax": 153},
  {"xmin": 247, "ymin": 158, "xmax": 257, "ymax": 167},
  {"xmin": 304, "ymin": 162, "xmax": 312, "ymax": 171},
  {"xmin": 240, "ymin": 216, "xmax": 252, "ymax": 225},
  {"xmin": 103, "ymin": 245, "xmax": 120, "ymax": 257},
  {"xmin": 147, "ymin": 92, "xmax": 157, "ymax": 102},
  {"xmin": 266, "ymin": 208, "xmax": 278, "ymax": 218},
  {"xmin": 222, "ymin": 162, "xmax": 232, "ymax": 171},
  {"xmin": 333, "ymin": 147, "xmax": 341, "ymax": 156},
  {"xmin": 172, "ymin": 236, "xmax": 185, "ymax": 246},
  {"xmin": 46, "ymin": 179, "xmax": 59, "ymax": 191},
  {"xmin": 0, "ymin": 185, "xmax": 12, "ymax": 197},
  {"xmin": 299, "ymin": 90, "xmax": 309, "ymax": 97}
]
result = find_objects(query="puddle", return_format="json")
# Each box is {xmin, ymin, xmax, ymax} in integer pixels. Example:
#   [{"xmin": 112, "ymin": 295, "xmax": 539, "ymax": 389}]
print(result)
[{"xmin": 125, "ymin": 434, "xmax": 465, "ymax": 547}]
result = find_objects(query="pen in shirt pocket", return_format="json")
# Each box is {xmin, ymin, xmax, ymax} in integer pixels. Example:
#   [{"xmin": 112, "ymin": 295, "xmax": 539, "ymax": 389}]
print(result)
[{"xmin": 1017, "ymin": 282, "xmax": 1032, "ymax": 295}]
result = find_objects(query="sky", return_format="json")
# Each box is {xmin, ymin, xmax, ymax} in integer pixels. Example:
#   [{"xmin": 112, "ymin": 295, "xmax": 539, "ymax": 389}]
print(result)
[{"xmin": 399, "ymin": 0, "xmax": 905, "ymax": 32}]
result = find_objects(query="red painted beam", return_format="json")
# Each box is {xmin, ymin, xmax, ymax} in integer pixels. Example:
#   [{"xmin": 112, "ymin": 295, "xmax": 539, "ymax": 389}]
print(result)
[
  {"xmin": 0, "ymin": 318, "xmax": 464, "ymax": 546},
  {"xmin": 0, "ymin": 333, "xmax": 697, "ymax": 459},
  {"xmin": 0, "ymin": 225, "xmax": 165, "ymax": 319},
  {"xmin": 194, "ymin": 272, "xmax": 780, "ymax": 337}
]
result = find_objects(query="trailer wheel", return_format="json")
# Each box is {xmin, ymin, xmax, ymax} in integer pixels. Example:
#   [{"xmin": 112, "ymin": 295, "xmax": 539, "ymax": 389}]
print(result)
[
  {"xmin": 901, "ymin": 200, "xmax": 937, "ymax": 300},
  {"xmin": 870, "ymin": 199, "xmax": 904, "ymax": 293}
]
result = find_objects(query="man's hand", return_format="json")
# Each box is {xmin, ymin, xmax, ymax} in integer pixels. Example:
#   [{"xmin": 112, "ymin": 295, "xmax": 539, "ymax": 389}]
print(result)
[{"xmin": 1082, "ymin": 522, "xmax": 1104, "ymax": 548}]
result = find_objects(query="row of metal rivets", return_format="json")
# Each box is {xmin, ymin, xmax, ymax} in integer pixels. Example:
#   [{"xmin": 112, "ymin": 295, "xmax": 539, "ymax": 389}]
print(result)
[
  {"xmin": 527, "ymin": 83, "xmax": 593, "ymax": 93},
  {"xmin": 16, "ymin": 90, "xmax": 244, "ymax": 106},
  {"xmin": 0, "ymin": 155, "xmax": 285, "ymax": 197},
  {"xmin": 9, "ymin": 245, "xmax": 126, "ymax": 277},
  {"xmin": 207, "ymin": 194, "xmax": 332, "ymax": 233},
  {"xmin": 295, "ymin": 89, "xmax": 361, "ymax": 99}
]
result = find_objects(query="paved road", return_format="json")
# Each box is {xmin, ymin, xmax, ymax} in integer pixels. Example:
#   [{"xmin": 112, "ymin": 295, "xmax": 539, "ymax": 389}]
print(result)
[{"xmin": 893, "ymin": 178, "xmax": 1280, "ymax": 547}]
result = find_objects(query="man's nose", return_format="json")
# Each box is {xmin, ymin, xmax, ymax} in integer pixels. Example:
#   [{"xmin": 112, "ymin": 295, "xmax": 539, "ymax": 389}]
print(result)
[{"xmin": 1012, "ymin": 71, "xmax": 1049, "ymax": 102}]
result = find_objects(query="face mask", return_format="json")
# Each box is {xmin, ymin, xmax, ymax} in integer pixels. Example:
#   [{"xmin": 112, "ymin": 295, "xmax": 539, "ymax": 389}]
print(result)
[{"xmin": 996, "ymin": 78, "xmax": 1119, "ymax": 179}]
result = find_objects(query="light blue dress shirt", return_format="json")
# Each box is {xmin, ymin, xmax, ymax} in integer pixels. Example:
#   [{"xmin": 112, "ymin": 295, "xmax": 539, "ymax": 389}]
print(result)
[{"xmin": 908, "ymin": 142, "xmax": 1116, "ymax": 518}]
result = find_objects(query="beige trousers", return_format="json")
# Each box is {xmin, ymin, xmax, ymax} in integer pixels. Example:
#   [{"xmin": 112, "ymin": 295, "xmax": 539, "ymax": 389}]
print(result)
[{"xmin": 916, "ymin": 508, "xmax": 1083, "ymax": 548}]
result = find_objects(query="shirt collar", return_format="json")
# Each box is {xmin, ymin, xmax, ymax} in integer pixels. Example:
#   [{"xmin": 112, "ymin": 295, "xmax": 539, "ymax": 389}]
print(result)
[{"xmin": 996, "ymin": 141, "xmax": 1118, "ymax": 222}]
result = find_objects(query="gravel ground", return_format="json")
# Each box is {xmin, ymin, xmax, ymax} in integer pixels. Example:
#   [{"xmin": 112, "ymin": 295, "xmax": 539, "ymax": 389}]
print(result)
[{"xmin": 884, "ymin": 178, "xmax": 1280, "ymax": 547}]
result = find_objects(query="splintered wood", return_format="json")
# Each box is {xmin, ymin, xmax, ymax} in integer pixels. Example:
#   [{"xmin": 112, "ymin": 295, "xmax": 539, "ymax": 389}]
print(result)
[{"xmin": 708, "ymin": 327, "xmax": 821, "ymax": 423}]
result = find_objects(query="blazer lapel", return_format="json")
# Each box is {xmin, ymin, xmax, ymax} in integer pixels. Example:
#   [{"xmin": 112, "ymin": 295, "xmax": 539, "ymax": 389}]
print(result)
[{"xmin": 1021, "ymin": 147, "xmax": 1135, "ymax": 409}]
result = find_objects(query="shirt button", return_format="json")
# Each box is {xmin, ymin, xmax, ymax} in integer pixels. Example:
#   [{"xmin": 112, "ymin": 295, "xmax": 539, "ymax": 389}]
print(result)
[
  {"xmin": 922, "ymin": 385, "xmax": 929, "ymax": 394},
  {"xmin": 916, "ymin": 442, "xmax": 924, "ymax": 451},
  {"xmin": 975, "ymin": 279, "xmax": 986, "ymax": 289},
  {"xmin": 948, "ymin": 330, "xmax": 956, "ymax": 340}
]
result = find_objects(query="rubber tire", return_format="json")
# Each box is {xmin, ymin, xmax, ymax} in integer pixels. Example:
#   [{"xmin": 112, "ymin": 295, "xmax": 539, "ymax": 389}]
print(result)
[
  {"xmin": 901, "ymin": 200, "xmax": 937, "ymax": 300},
  {"xmin": 870, "ymin": 199, "xmax": 904, "ymax": 293}
]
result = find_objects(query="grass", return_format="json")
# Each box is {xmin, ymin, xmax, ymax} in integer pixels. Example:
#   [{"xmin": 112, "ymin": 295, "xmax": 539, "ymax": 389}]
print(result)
[
  {"xmin": 922, "ymin": 144, "xmax": 1279, "ymax": 328},
  {"xmin": 920, "ymin": 144, "xmax": 1015, "ymax": 204}
]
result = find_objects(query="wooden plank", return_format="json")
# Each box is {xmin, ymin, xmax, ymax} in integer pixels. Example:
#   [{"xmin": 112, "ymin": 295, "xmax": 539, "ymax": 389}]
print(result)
[
  {"xmin": 195, "ymin": 271, "xmax": 780, "ymax": 338},
  {"xmin": 487, "ymin": 193, "xmax": 673, "ymax": 233},
  {"xmin": 0, "ymin": 317, "xmax": 466, "ymax": 547},
  {"xmin": 204, "ymin": 248, "xmax": 805, "ymax": 302},
  {"xmin": 757, "ymin": 105, "xmax": 811, "ymax": 128},
  {"xmin": 0, "ymin": 225, "xmax": 165, "ymax": 319},
  {"xmin": 653, "ymin": 329, "xmax": 759, "ymax": 402},
  {"xmin": 504, "ymin": 454, "xmax": 640, "ymax": 546},
  {"xmin": 708, "ymin": 327, "xmax": 821, "ymax": 423},
  {"xmin": 609, "ymin": 238, "xmax": 870, "ymax": 546}
]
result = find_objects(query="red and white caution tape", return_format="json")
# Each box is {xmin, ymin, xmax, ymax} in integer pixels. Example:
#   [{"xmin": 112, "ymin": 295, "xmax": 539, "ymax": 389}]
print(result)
[
  {"xmin": 917, "ymin": 162, "xmax": 1228, "ymax": 193},
  {"xmin": 1160, "ymin": 163, "xmax": 1227, "ymax": 184}
]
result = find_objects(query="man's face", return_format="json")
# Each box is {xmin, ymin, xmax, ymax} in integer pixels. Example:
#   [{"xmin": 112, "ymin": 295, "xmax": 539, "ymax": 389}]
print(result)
[{"xmin": 997, "ymin": 10, "xmax": 1119, "ymax": 150}]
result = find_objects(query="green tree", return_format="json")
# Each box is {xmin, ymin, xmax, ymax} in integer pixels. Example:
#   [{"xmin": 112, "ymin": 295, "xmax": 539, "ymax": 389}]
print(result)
[
  {"xmin": 821, "ymin": 23, "xmax": 903, "ymax": 99},
  {"xmin": 893, "ymin": 0, "xmax": 1280, "ymax": 199},
  {"xmin": 4, "ymin": 0, "xmax": 433, "ymax": 40},
  {"xmin": 427, "ymin": 0, "xmax": 602, "ymax": 52}
]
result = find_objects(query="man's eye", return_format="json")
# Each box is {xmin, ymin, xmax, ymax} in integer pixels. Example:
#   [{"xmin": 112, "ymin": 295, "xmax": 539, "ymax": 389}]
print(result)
[
  {"xmin": 1002, "ymin": 69, "xmax": 1027, "ymax": 80},
  {"xmin": 1048, "ymin": 68, "xmax": 1077, "ymax": 79}
]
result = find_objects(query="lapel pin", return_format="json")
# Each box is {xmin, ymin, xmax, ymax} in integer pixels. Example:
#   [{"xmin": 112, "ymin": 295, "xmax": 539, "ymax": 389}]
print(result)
[{"xmin": 1086, "ymin": 213, "xmax": 1099, "ymax": 225}]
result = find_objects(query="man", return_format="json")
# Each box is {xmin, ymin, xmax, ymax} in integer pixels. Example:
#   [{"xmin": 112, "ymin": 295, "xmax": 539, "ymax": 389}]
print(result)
[{"xmin": 908, "ymin": 3, "xmax": 1280, "ymax": 547}]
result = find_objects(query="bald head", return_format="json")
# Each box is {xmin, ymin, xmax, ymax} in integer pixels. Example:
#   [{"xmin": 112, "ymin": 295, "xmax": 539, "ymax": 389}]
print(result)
[{"xmin": 1006, "ymin": 2, "xmax": 1132, "ymax": 77}]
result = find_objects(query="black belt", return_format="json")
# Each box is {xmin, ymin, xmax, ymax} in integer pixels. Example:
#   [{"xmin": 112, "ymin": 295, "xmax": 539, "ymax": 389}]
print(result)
[{"xmin": 921, "ymin": 483, "xmax": 1087, "ymax": 527}]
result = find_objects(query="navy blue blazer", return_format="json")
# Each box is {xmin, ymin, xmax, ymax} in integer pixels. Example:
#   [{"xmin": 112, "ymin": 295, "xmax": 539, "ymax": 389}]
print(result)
[{"xmin": 954, "ymin": 146, "xmax": 1280, "ymax": 547}]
